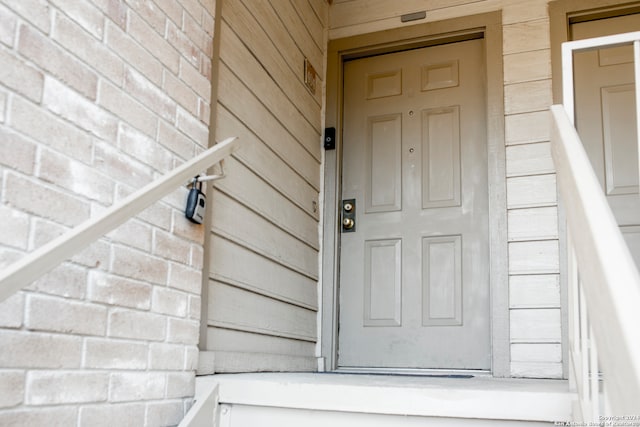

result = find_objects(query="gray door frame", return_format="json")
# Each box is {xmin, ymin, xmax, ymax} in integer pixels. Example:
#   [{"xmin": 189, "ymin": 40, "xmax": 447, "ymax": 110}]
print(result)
[{"xmin": 320, "ymin": 11, "xmax": 509, "ymax": 376}]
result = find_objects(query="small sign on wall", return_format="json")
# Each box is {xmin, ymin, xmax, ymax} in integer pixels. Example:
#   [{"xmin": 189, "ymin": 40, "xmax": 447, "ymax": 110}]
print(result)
[{"xmin": 304, "ymin": 58, "xmax": 317, "ymax": 95}]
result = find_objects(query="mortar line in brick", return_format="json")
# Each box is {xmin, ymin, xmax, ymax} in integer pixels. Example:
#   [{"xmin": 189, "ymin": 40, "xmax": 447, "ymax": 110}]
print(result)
[
  {"xmin": 107, "ymin": 243, "xmax": 115, "ymax": 272},
  {"xmin": 26, "ymin": 214, "xmax": 43, "ymax": 253},
  {"xmin": 3, "ymin": 91, "xmax": 12, "ymax": 124},
  {"xmin": 80, "ymin": 336, "xmax": 89, "ymax": 369},
  {"xmin": 32, "ymin": 143, "xmax": 42, "ymax": 178},
  {"xmin": 1, "ymin": 169, "xmax": 7, "ymax": 203}
]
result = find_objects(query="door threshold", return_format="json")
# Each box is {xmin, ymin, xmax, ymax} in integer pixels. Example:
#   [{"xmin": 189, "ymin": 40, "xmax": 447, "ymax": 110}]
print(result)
[{"xmin": 333, "ymin": 367, "xmax": 491, "ymax": 378}]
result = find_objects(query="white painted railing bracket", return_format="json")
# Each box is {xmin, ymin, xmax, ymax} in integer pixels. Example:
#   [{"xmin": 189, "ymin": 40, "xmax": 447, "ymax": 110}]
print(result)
[{"xmin": 187, "ymin": 159, "xmax": 227, "ymax": 188}]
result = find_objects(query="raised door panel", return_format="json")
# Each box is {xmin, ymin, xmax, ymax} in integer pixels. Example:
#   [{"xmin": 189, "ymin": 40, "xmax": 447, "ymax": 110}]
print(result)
[
  {"xmin": 421, "ymin": 60, "xmax": 459, "ymax": 91},
  {"xmin": 601, "ymin": 84, "xmax": 638, "ymax": 196},
  {"xmin": 367, "ymin": 70, "xmax": 402, "ymax": 99},
  {"xmin": 422, "ymin": 235, "xmax": 462, "ymax": 326},
  {"xmin": 366, "ymin": 114, "xmax": 402, "ymax": 212},
  {"xmin": 364, "ymin": 239, "xmax": 402, "ymax": 326},
  {"xmin": 599, "ymin": 45, "xmax": 633, "ymax": 66},
  {"xmin": 422, "ymin": 107, "xmax": 461, "ymax": 209}
]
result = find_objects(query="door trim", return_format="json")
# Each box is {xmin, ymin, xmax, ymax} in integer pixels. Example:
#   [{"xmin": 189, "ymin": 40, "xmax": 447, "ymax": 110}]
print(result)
[
  {"xmin": 320, "ymin": 11, "xmax": 509, "ymax": 376},
  {"xmin": 549, "ymin": 0, "xmax": 640, "ymax": 380}
]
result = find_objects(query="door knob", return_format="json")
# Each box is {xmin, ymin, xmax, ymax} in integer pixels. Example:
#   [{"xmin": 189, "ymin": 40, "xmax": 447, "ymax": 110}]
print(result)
[{"xmin": 342, "ymin": 199, "xmax": 356, "ymax": 233}]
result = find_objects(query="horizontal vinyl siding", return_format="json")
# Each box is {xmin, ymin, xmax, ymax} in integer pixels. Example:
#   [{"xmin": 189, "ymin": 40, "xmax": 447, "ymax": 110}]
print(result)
[
  {"xmin": 501, "ymin": 1, "xmax": 561, "ymax": 379},
  {"xmin": 207, "ymin": 0, "xmax": 326, "ymax": 372}
]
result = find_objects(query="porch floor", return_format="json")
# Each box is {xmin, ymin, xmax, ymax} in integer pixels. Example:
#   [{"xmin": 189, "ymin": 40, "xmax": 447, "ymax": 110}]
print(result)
[{"xmin": 198, "ymin": 372, "xmax": 573, "ymax": 423}]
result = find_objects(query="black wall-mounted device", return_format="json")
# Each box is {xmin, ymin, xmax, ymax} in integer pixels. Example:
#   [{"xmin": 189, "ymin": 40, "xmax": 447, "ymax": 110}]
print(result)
[{"xmin": 324, "ymin": 127, "xmax": 336, "ymax": 150}]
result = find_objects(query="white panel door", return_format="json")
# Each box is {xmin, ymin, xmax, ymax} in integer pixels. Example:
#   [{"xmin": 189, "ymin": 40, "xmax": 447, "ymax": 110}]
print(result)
[
  {"xmin": 573, "ymin": 14, "xmax": 640, "ymax": 266},
  {"xmin": 338, "ymin": 39, "xmax": 490, "ymax": 370}
]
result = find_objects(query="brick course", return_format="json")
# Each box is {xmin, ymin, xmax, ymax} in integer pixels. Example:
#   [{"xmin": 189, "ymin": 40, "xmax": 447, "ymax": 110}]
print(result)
[
  {"xmin": 88, "ymin": 271, "xmax": 153, "ymax": 309},
  {"xmin": 149, "ymin": 343, "xmax": 185, "ymax": 371},
  {"xmin": 79, "ymin": 403, "xmax": 146, "ymax": 427},
  {"xmin": 109, "ymin": 372, "xmax": 165, "ymax": 402},
  {"xmin": 26, "ymin": 294, "xmax": 108, "ymax": 336},
  {"xmin": 0, "ymin": 0, "xmax": 215, "ymax": 423},
  {"xmin": 26, "ymin": 371, "xmax": 109, "ymax": 405},
  {"xmin": 83, "ymin": 338, "xmax": 148, "ymax": 370},
  {"xmin": 108, "ymin": 308, "xmax": 167, "ymax": 342}
]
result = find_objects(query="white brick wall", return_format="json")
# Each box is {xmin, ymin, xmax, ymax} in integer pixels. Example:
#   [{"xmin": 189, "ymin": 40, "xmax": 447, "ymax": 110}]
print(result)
[{"xmin": 0, "ymin": 0, "xmax": 216, "ymax": 424}]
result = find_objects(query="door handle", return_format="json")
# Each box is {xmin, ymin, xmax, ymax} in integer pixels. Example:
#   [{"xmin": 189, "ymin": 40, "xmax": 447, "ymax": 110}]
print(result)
[
  {"xmin": 342, "ymin": 199, "xmax": 356, "ymax": 232},
  {"xmin": 342, "ymin": 218, "xmax": 355, "ymax": 230}
]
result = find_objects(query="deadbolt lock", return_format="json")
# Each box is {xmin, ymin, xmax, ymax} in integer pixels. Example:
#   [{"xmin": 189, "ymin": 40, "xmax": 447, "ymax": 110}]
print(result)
[{"xmin": 341, "ymin": 199, "xmax": 356, "ymax": 233}]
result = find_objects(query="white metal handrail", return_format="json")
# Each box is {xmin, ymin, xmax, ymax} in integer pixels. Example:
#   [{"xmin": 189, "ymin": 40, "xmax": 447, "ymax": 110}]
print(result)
[
  {"xmin": 0, "ymin": 136, "xmax": 239, "ymax": 303},
  {"xmin": 560, "ymin": 31, "xmax": 640, "ymax": 420},
  {"xmin": 551, "ymin": 105, "xmax": 640, "ymax": 418}
]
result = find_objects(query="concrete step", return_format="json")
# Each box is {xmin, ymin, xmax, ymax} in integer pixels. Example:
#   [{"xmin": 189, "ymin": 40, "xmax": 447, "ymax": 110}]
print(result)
[{"xmin": 194, "ymin": 372, "xmax": 573, "ymax": 426}]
